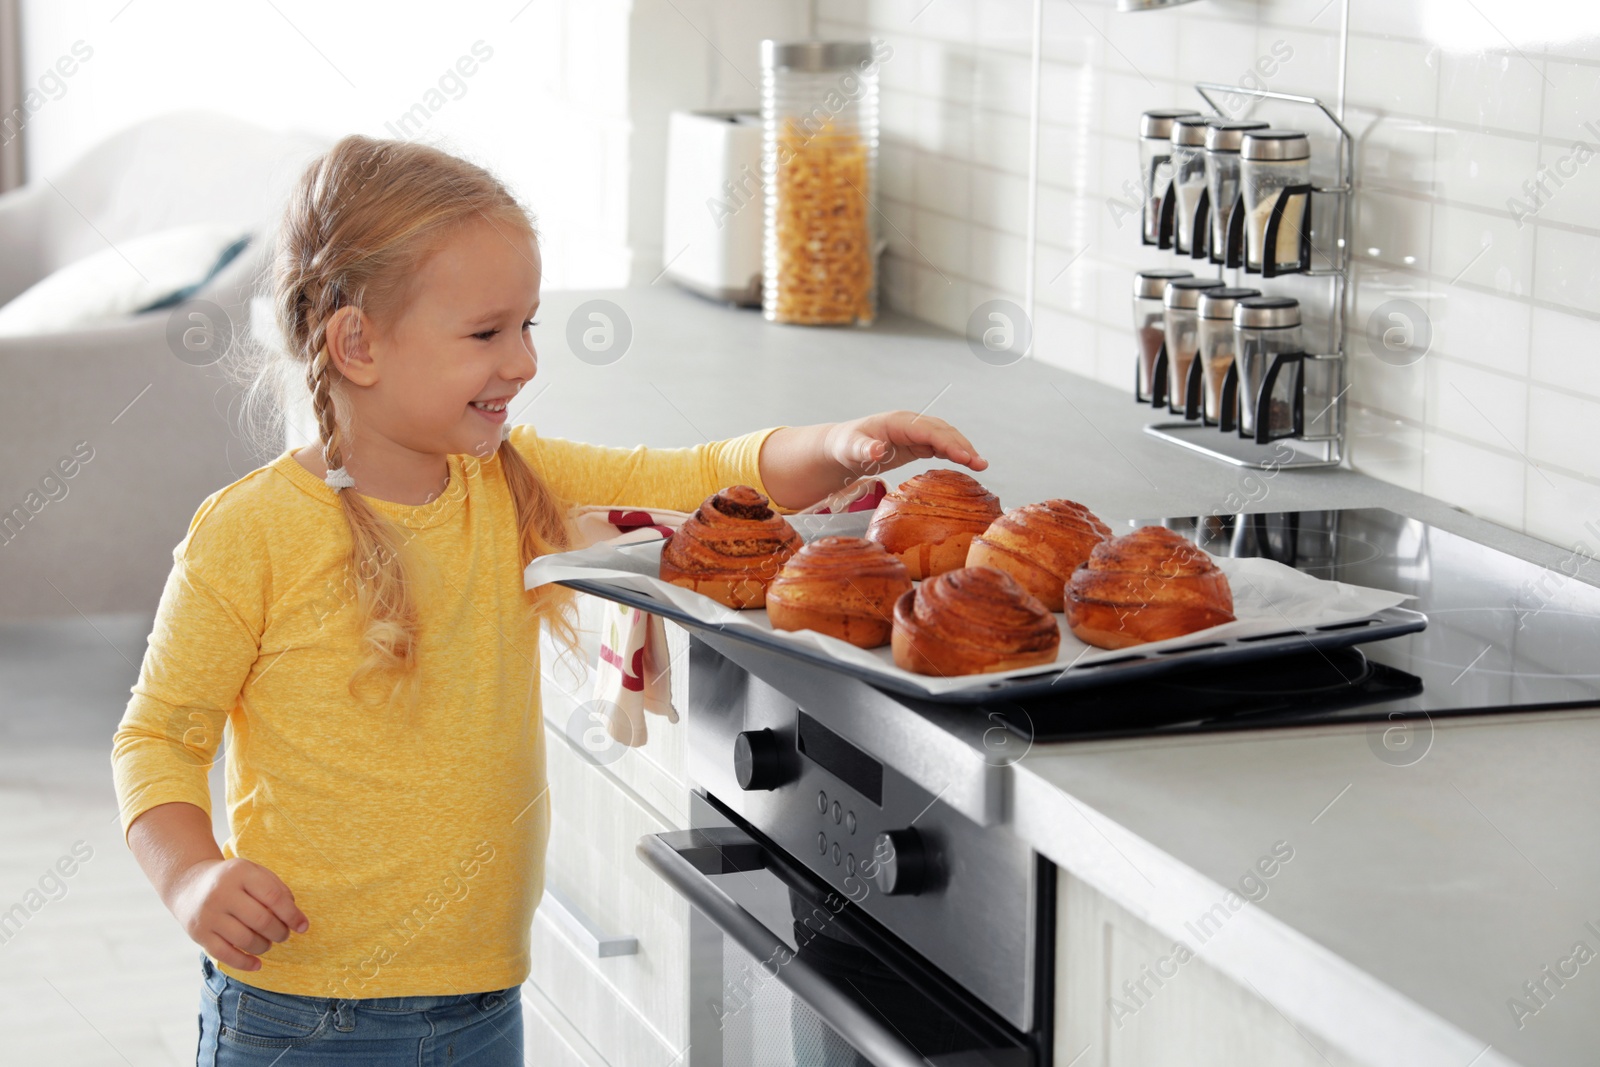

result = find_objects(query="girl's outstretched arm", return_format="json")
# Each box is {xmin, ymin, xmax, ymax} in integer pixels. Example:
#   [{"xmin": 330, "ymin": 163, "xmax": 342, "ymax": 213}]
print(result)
[{"xmin": 757, "ymin": 411, "xmax": 987, "ymax": 511}]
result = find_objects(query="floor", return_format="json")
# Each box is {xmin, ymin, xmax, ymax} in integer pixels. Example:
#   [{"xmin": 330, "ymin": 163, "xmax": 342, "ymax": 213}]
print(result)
[{"xmin": 0, "ymin": 614, "xmax": 556, "ymax": 1066}]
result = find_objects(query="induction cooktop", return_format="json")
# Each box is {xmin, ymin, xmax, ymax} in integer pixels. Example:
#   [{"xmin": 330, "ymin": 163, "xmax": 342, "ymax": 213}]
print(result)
[{"xmin": 983, "ymin": 507, "xmax": 1600, "ymax": 745}]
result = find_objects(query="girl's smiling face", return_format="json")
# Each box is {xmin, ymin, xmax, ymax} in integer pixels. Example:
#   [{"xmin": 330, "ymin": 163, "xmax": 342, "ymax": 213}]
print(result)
[{"xmin": 339, "ymin": 215, "xmax": 541, "ymax": 463}]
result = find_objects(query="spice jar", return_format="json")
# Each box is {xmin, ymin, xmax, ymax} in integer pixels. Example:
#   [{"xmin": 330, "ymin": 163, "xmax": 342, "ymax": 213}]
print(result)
[
  {"xmin": 1163, "ymin": 277, "xmax": 1226, "ymax": 416},
  {"xmin": 761, "ymin": 40, "xmax": 881, "ymax": 325},
  {"xmin": 1240, "ymin": 130, "xmax": 1311, "ymax": 274},
  {"xmin": 1139, "ymin": 109, "xmax": 1200, "ymax": 246},
  {"xmin": 1169, "ymin": 116, "xmax": 1211, "ymax": 257},
  {"xmin": 1195, "ymin": 286, "xmax": 1260, "ymax": 425},
  {"xmin": 1133, "ymin": 269, "xmax": 1193, "ymax": 403},
  {"xmin": 1234, "ymin": 296, "xmax": 1303, "ymax": 439},
  {"xmin": 1203, "ymin": 119, "xmax": 1269, "ymax": 266}
]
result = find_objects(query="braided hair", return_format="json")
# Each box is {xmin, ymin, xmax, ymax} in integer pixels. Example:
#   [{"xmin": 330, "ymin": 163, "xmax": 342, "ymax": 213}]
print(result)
[{"xmin": 271, "ymin": 135, "xmax": 577, "ymax": 706}]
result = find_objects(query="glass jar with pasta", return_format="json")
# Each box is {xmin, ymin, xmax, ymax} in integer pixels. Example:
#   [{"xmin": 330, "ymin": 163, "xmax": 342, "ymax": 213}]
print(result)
[{"xmin": 761, "ymin": 40, "xmax": 882, "ymax": 326}]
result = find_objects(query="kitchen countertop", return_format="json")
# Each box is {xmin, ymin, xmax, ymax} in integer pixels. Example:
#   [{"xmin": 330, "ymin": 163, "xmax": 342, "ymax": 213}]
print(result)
[{"xmin": 529, "ymin": 286, "xmax": 1595, "ymax": 1067}]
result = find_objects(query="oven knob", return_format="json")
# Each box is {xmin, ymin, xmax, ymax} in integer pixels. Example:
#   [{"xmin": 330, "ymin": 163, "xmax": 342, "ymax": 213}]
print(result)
[
  {"xmin": 733, "ymin": 729, "xmax": 787, "ymax": 791},
  {"xmin": 871, "ymin": 829, "xmax": 929, "ymax": 896}
]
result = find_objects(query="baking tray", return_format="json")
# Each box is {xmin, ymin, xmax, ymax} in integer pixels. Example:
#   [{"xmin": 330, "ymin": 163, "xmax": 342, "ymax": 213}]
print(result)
[{"xmin": 554, "ymin": 574, "xmax": 1428, "ymax": 705}]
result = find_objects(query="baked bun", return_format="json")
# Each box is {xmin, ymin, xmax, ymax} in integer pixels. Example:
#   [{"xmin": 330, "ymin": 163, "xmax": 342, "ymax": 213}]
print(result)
[
  {"xmin": 1065, "ymin": 526, "xmax": 1235, "ymax": 649},
  {"xmin": 659, "ymin": 486, "xmax": 801, "ymax": 609},
  {"xmin": 965, "ymin": 499, "xmax": 1112, "ymax": 612},
  {"xmin": 891, "ymin": 566, "xmax": 1061, "ymax": 676},
  {"xmin": 767, "ymin": 536, "xmax": 913, "ymax": 648},
  {"xmin": 865, "ymin": 469, "xmax": 1003, "ymax": 579}
]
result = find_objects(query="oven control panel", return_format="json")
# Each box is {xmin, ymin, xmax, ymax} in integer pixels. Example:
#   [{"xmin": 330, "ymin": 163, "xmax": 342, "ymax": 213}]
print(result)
[{"xmin": 685, "ymin": 638, "xmax": 1041, "ymax": 1034}]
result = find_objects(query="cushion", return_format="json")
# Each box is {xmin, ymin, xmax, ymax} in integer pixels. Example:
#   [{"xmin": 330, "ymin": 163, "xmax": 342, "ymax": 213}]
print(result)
[{"xmin": 0, "ymin": 223, "xmax": 252, "ymax": 337}]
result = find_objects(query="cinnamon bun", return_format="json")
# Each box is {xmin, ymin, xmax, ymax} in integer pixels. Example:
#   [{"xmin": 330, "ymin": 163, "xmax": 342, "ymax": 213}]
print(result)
[
  {"xmin": 767, "ymin": 536, "xmax": 913, "ymax": 648},
  {"xmin": 891, "ymin": 566, "xmax": 1061, "ymax": 676},
  {"xmin": 865, "ymin": 469, "xmax": 1002, "ymax": 579},
  {"xmin": 965, "ymin": 499, "xmax": 1112, "ymax": 612},
  {"xmin": 659, "ymin": 486, "xmax": 801, "ymax": 609},
  {"xmin": 1064, "ymin": 526, "xmax": 1235, "ymax": 649}
]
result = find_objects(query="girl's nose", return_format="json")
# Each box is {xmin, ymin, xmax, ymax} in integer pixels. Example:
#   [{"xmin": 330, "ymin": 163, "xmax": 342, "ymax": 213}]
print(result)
[{"xmin": 510, "ymin": 333, "xmax": 538, "ymax": 379}]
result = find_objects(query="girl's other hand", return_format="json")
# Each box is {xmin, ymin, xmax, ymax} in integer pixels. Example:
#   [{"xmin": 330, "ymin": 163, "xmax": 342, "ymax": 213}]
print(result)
[
  {"xmin": 170, "ymin": 857, "xmax": 310, "ymax": 972},
  {"xmin": 824, "ymin": 410, "xmax": 988, "ymax": 478}
]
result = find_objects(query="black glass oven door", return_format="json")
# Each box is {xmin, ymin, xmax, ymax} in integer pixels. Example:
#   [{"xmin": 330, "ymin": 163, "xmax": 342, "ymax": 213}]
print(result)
[{"xmin": 638, "ymin": 823, "xmax": 1035, "ymax": 1067}]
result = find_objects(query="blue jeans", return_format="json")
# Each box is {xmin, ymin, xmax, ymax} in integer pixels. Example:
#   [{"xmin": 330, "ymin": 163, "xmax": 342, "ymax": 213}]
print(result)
[{"xmin": 197, "ymin": 954, "xmax": 523, "ymax": 1065}]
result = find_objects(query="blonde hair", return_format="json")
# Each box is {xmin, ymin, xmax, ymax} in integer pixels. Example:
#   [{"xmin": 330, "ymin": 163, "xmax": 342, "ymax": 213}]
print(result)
[{"xmin": 250, "ymin": 134, "xmax": 577, "ymax": 706}]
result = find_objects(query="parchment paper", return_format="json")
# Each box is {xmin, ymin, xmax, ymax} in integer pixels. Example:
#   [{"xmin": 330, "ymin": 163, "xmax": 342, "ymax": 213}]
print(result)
[{"xmin": 526, "ymin": 513, "xmax": 1414, "ymax": 697}]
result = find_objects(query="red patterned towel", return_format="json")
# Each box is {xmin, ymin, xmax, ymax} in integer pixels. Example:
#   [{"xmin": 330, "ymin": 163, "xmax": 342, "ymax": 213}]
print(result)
[{"xmin": 568, "ymin": 477, "xmax": 887, "ymax": 749}]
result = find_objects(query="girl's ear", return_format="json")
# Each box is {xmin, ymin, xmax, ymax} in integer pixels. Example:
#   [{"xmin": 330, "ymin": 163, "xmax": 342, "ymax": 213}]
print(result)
[{"xmin": 327, "ymin": 305, "xmax": 379, "ymax": 386}]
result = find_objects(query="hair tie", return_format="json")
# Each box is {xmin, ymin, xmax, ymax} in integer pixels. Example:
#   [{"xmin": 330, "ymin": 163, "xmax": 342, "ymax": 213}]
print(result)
[
  {"xmin": 325, "ymin": 467, "xmax": 356, "ymax": 491},
  {"xmin": 501, "ymin": 422, "xmax": 513, "ymax": 442}
]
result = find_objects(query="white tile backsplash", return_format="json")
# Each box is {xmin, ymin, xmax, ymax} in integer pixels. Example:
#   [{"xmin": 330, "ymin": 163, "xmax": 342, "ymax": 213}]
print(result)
[
  {"xmin": 1533, "ymin": 225, "xmax": 1600, "ymax": 316},
  {"xmin": 1344, "ymin": 36, "xmax": 1440, "ymax": 117},
  {"xmin": 1540, "ymin": 59, "xmax": 1600, "ymax": 141},
  {"xmin": 1423, "ymin": 433, "xmax": 1527, "ymax": 529},
  {"xmin": 1175, "ymin": 15, "xmax": 1265, "ymax": 86},
  {"xmin": 1426, "ymin": 357, "xmax": 1530, "ymax": 456},
  {"xmin": 913, "ymin": 152, "xmax": 973, "ymax": 219},
  {"xmin": 1437, "ymin": 51, "xmax": 1545, "ymax": 133},
  {"xmin": 1526, "ymin": 469, "xmax": 1600, "ymax": 552},
  {"xmin": 1429, "ymin": 201, "xmax": 1535, "ymax": 297},
  {"xmin": 1432, "ymin": 129, "xmax": 1541, "ymax": 213},
  {"xmin": 1530, "ymin": 307, "xmax": 1600, "ymax": 400},
  {"xmin": 1530, "ymin": 139, "xmax": 1600, "ymax": 232},
  {"xmin": 844, "ymin": 0, "xmax": 1600, "ymax": 548},
  {"xmin": 1426, "ymin": 288, "xmax": 1532, "ymax": 376},
  {"xmin": 1354, "ymin": 190, "xmax": 1434, "ymax": 273},
  {"xmin": 1346, "ymin": 407, "xmax": 1425, "ymax": 493},
  {"xmin": 970, "ymin": 165, "xmax": 1032, "ymax": 235},
  {"xmin": 1526, "ymin": 385, "xmax": 1600, "ymax": 476}
]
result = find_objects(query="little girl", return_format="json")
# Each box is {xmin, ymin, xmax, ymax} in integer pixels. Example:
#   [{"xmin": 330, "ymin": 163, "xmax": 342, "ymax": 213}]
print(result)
[{"xmin": 110, "ymin": 134, "xmax": 985, "ymax": 1065}]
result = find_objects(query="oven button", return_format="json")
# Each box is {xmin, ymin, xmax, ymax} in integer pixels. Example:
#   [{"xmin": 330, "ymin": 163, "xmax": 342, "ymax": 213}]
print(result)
[
  {"xmin": 830, "ymin": 801, "xmax": 842, "ymax": 824},
  {"xmin": 816, "ymin": 790, "xmax": 828, "ymax": 813},
  {"xmin": 817, "ymin": 832, "xmax": 828, "ymax": 855},
  {"xmin": 733, "ymin": 729, "xmax": 787, "ymax": 791},
  {"xmin": 845, "ymin": 811, "xmax": 856, "ymax": 834},
  {"xmin": 830, "ymin": 843, "xmax": 841, "ymax": 865},
  {"xmin": 872, "ymin": 829, "xmax": 929, "ymax": 896},
  {"xmin": 845, "ymin": 853, "xmax": 856, "ymax": 874}
]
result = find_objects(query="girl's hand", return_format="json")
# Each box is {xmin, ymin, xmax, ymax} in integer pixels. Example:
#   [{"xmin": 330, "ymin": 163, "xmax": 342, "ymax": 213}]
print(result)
[
  {"xmin": 823, "ymin": 410, "xmax": 988, "ymax": 477},
  {"xmin": 170, "ymin": 857, "xmax": 310, "ymax": 972}
]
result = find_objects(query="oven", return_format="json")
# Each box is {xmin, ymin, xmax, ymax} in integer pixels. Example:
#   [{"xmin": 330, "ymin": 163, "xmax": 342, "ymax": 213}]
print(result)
[
  {"xmin": 637, "ymin": 639, "xmax": 1054, "ymax": 1066},
  {"xmin": 603, "ymin": 505, "xmax": 1600, "ymax": 1065}
]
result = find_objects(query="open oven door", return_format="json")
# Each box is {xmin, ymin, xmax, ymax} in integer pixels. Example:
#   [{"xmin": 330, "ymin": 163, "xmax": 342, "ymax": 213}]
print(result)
[{"xmin": 639, "ymin": 817, "xmax": 1041, "ymax": 1067}]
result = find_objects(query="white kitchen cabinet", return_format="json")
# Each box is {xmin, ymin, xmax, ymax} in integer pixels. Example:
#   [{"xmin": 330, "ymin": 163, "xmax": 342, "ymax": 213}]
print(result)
[
  {"xmin": 522, "ymin": 979, "xmax": 611, "ymax": 1067},
  {"xmin": 1054, "ymin": 871, "xmax": 1365, "ymax": 1067},
  {"xmin": 530, "ymin": 592, "xmax": 695, "ymax": 1066}
]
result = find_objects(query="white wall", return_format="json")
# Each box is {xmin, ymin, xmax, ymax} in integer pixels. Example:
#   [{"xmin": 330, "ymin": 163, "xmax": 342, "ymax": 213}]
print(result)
[
  {"xmin": 15, "ymin": 0, "xmax": 630, "ymax": 287},
  {"xmin": 14, "ymin": 0, "xmax": 805, "ymax": 290},
  {"xmin": 818, "ymin": 0, "xmax": 1600, "ymax": 553}
]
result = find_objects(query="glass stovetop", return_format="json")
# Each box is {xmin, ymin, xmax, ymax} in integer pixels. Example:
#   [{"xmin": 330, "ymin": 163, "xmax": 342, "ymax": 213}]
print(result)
[{"xmin": 988, "ymin": 508, "xmax": 1600, "ymax": 744}]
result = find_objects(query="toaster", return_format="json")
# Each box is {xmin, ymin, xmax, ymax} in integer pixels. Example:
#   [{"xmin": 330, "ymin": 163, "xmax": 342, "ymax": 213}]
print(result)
[{"xmin": 662, "ymin": 109, "xmax": 764, "ymax": 306}]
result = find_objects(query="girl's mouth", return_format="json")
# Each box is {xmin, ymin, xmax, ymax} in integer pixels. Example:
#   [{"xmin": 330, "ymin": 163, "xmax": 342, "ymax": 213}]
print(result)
[{"xmin": 470, "ymin": 398, "xmax": 509, "ymax": 424}]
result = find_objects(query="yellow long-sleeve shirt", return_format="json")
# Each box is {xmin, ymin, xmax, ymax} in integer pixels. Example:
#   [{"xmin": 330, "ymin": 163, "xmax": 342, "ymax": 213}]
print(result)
[{"xmin": 111, "ymin": 423, "xmax": 784, "ymax": 998}]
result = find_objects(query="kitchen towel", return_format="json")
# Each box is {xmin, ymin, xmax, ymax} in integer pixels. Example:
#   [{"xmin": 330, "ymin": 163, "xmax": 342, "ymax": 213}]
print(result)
[{"xmin": 570, "ymin": 477, "xmax": 888, "ymax": 748}]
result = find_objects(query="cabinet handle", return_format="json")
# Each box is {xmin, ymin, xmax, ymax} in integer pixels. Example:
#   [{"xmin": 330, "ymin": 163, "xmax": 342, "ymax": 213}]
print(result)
[{"xmin": 541, "ymin": 884, "xmax": 639, "ymax": 958}]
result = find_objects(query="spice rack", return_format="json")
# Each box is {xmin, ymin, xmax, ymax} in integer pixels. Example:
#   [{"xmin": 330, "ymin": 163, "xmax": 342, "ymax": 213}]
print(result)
[{"xmin": 1142, "ymin": 83, "xmax": 1353, "ymax": 470}]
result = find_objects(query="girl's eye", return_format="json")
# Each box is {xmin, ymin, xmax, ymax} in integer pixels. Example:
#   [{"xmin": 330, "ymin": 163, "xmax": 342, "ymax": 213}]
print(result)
[{"xmin": 473, "ymin": 319, "xmax": 537, "ymax": 341}]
